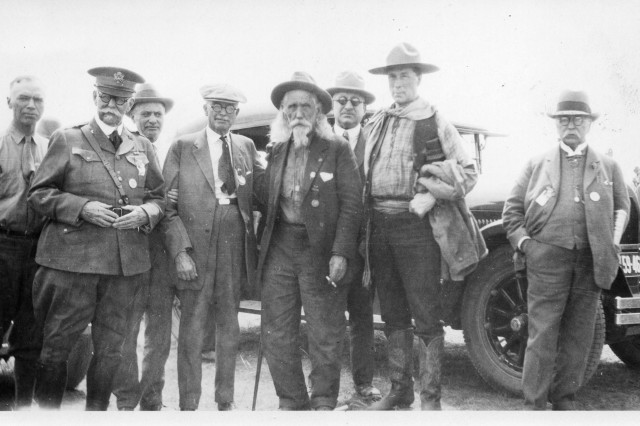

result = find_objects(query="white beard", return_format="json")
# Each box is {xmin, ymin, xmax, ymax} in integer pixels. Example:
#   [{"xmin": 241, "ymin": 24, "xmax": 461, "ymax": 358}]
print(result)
[{"xmin": 292, "ymin": 125, "xmax": 311, "ymax": 148}]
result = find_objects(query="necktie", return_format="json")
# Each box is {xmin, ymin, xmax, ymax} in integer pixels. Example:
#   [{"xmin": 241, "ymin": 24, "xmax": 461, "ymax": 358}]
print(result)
[
  {"xmin": 342, "ymin": 130, "xmax": 349, "ymax": 142},
  {"xmin": 21, "ymin": 136, "xmax": 36, "ymax": 182},
  {"xmin": 109, "ymin": 130, "xmax": 122, "ymax": 151},
  {"xmin": 219, "ymin": 135, "xmax": 236, "ymax": 195}
]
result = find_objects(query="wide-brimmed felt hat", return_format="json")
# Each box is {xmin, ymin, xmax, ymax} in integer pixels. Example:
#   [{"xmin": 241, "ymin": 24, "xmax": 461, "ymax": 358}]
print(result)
[
  {"xmin": 131, "ymin": 83, "xmax": 174, "ymax": 113},
  {"xmin": 271, "ymin": 72, "xmax": 332, "ymax": 114},
  {"xmin": 200, "ymin": 83, "xmax": 247, "ymax": 104},
  {"xmin": 369, "ymin": 42, "xmax": 439, "ymax": 75},
  {"xmin": 547, "ymin": 90, "xmax": 599, "ymax": 120},
  {"xmin": 88, "ymin": 66, "xmax": 145, "ymax": 97},
  {"xmin": 326, "ymin": 71, "xmax": 376, "ymax": 105}
]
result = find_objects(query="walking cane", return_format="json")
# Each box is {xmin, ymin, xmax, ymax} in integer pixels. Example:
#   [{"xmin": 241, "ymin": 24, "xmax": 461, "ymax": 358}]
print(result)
[{"xmin": 252, "ymin": 339, "xmax": 263, "ymax": 411}]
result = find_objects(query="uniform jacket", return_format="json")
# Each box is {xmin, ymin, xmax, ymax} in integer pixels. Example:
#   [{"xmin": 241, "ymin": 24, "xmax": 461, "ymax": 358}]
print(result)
[
  {"xmin": 28, "ymin": 119, "xmax": 165, "ymax": 276},
  {"xmin": 256, "ymin": 132, "xmax": 363, "ymax": 287},
  {"xmin": 160, "ymin": 129, "xmax": 265, "ymax": 294},
  {"xmin": 502, "ymin": 146, "xmax": 630, "ymax": 289}
]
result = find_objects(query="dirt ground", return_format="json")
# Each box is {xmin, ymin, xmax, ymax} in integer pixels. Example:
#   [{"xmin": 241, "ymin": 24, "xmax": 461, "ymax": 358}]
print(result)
[{"xmin": 1, "ymin": 312, "xmax": 639, "ymax": 411}]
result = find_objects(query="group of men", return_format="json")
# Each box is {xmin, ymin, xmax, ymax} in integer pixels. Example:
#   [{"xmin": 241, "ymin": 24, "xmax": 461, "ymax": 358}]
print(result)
[{"xmin": 0, "ymin": 41, "xmax": 629, "ymax": 411}]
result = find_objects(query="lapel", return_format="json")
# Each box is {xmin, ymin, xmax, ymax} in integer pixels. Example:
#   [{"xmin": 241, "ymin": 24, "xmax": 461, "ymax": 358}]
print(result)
[
  {"xmin": 543, "ymin": 147, "xmax": 561, "ymax": 193},
  {"xmin": 269, "ymin": 140, "xmax": 290, "ymax": 209},
  {"xmin": 354, "ymin": 130, "xmax": 366, "ymax": 168},
  {"xmin": 583, "ymin": 146, "xmax": 600, "ymax": 190},
  {"xmin": 117, "ymin": 128, "xmax": 136, "ymax": 155},
  {"xmin": 89, "ymin": 119, "xmax": 116, "ymax": 154},
  {"xmin": 301, "ymin": 133, "xmax": 329, "ymax": 196},
  {"xmin": 192, "ymin": 129, "xmax": 217, "ymax": 194}
]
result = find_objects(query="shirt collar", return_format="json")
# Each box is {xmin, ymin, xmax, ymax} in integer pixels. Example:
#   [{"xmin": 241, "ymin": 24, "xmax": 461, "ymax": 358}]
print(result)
[
  {"xmin": 559, "ymin": 141, "xmax": 587, "ymax": 157},
  {"xmin": 6, "ymin": 124, "xmax": 27, "ymax": 144},
  {"xmin": 206, "ymin": 126, "xmax": 230, "ymax": 143},
  {"xmin": 334, "ymin": 124, "xmax": 361, "ymax": 142},
  {"xmin": 94, "ymin": 113, "xmax": 124, "ymax": 137}
]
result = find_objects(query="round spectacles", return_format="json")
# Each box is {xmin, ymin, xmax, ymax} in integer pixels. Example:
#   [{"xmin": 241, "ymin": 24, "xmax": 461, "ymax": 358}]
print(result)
[
  {"xmin": 98, "ymin": 92, "xmax": 130, "ymax": 106},
  {"xmin": 334, "ymin": 96, "xmax": 363, "ymax": 107},
  {"xmin": 557, "ymin": 116, "xmax": 589, "ymax": 126},
  {"xmin": 209, "ymin": 103, "xmax": 238, "ymax": 114}
]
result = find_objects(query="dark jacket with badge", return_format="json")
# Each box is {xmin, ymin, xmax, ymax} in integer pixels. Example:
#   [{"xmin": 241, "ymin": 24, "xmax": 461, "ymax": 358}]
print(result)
[
  {"xmin": 502, "ymin": 146, "xmax": 630, "ymax": 289},
  {"xmin": 28, "ymin": 119, "xmax": 165, "ymax": 276},
  {"xmin": 256, "ymin": 132, "xmax": 363, "ymax": 288},
  {"xmin": 160, "ymin": 129, "xmax": 265, "ymax": 295}
]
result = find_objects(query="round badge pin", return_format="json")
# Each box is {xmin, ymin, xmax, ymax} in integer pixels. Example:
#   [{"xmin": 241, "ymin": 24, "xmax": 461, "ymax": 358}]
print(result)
[
  {"xmin": 238, "ymin": 175, "xmax": 246, "ymax": 186},
  {"xmin": 311, "ymin": 199, "xmax": 320, "ymax": 207},
  {"xmin": 129, "ymin": 178, "xmax": 138, "ymax": 189},
  {"xmin": 590, "ymin": 192, "xmax": 600, "ymax": 202},
  {"xmin": 310, "ymin": 171, "xmax": 316, "ymax": 178}
]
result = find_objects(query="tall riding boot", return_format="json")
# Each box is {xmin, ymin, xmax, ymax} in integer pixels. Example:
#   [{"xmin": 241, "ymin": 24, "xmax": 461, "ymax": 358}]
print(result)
[
  {"xmin": 34, "ymin": 361, "xmax": 68, "ymax": 409},
  {"xmin": 368, "ymin": 328, "xmax": 415, "ymax": 410},
  {"xmin": 418, "ymin": 335, "xmax": 443, "ymax": 410},
  {"xmin": 13, "ymin": 357, "xmax": 37, "ymax": 409}
]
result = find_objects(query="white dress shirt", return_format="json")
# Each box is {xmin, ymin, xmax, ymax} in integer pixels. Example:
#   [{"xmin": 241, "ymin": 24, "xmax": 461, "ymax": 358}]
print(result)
[{"xmin": 334, "ymin": 123, "xmax": 361, "ymax": 151}]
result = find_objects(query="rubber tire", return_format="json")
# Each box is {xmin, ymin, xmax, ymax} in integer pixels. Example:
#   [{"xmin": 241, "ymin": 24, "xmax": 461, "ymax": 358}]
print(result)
[
  {"xmin": 461, "ymin": 244, "xmax": 605, "ymax": 395},
  {"xmin": 609, "ymin": 335, "xmax": 640, "ymax": 369},
  {"xmin": 66, "ymin": 326, "xmax": 94, "ymax": 390}
]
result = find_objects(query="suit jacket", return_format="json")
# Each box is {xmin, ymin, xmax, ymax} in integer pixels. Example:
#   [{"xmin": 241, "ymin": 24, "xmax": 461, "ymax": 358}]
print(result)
[
  {"xmin": 256, "ymin": 132, "xmax": 363, "ymax": 287},
  {"xmin": 161, "ymin": 129, "xmax": 265, "ymax": 294},
  {"xmin": 502, "ymin": 145, "xmax": 630, "ymax": 289},
  {"xmin": 28, "ymin": 119, "xmax": 165, "ymax": 276}
]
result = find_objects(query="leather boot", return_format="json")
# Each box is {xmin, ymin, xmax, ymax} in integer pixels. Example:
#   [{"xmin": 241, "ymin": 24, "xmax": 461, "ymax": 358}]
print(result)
[
  {"xmin": 418, "ymin": 335, "xmax": 443, "ymax": 410},
  {"xmin": 368, "ymin": 329, "xmax": 414, "ymax": 410},
  {"xmin": 13, "ymin": 357, "xmax": 37, "ymax": 409},
  {"xmin": 34, "ymin": 361, "xmax": 68, "ymax": 409}
]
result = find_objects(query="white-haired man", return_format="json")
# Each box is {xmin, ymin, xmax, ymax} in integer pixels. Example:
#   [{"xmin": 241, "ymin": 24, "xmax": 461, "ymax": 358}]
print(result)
[{"xmin": 257, "ymin": 72, "xmax": 362, "ymax": 410}]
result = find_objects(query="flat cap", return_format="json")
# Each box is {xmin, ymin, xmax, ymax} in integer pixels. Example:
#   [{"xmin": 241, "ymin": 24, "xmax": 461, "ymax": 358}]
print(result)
[
  {"xmin": 88, "ymin": 66, "xmax": 145, "ymax": 98},
  {"xmin": 199, "ymin": 84, "xmax": 247, "ymax": 103}
]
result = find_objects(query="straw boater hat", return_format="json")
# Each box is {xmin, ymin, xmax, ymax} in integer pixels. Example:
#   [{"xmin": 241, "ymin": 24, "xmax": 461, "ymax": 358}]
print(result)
[
  {"xmin": 130, "ymin": 83, "xmax": 174, "ymax": 113},
  {"xmin": 271, "ymin": 71, "xmax": 333, "ymax": 114},
  {"xmin": 88, "ymin": 66, "xmax": 145, "ymax": 97},
  {"xmin": 326, "ymin": 71, "xmax": 376, "ymax": 105},
  {"xmin": 200, "ymin": 83, "xmax": 247, "ymax": 104},
  {"xmin": 547, "ymin": 90, "xmax": 599, "ymax": 120},
  {"xmin": 369, "ymin": 42, "xmax": 439, "ymax": 75}
]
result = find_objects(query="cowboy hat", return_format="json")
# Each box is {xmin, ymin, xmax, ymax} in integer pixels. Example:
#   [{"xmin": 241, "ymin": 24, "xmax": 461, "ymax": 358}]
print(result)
[{"xmin": 369, "ymin": 42, "xmax": 439, "ymax": 75}]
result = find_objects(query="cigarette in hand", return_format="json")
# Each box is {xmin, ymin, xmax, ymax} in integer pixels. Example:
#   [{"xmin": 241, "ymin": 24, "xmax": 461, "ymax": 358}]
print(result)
[{"xmin": 325, "ymin": 276, "xmax": 337, "ymax": 288}]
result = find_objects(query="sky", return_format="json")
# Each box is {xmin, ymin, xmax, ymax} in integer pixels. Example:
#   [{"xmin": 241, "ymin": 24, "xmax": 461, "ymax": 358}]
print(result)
[{"xmin": 2, "ymin": 0, "xmax": 640, "ymax": 179}]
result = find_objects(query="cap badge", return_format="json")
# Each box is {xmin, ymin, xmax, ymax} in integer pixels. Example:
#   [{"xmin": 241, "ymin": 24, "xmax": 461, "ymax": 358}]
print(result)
[{"xmin": 114, "ymin": 71, "xmax": 125, "ymax": 85}]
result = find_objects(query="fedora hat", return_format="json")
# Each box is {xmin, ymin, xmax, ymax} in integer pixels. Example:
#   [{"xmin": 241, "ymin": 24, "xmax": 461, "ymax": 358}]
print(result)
[
  {"xmin": 369, "ymin": 42, "xmax": 439, "ymax": 75},
  {"xmin": 271, "ymin": 71, "xmax": 332, "ymax": 114},
  {"xmin": 547, "ymin": 90, "xmax": 599, "ymax": 120},
  {"xmin": 131, "ymin": 83, "xmax": 174, "ymax": 113},
  {"xmin": 326, "ymin": 71, "xmax": 376, "ymax": 105}
]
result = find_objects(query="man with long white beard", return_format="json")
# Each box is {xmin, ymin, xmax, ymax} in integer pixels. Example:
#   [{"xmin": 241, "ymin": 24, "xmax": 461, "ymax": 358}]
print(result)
[{"xmin": 257, "ymin": 72, "xmax": 362, "ymax": 410}]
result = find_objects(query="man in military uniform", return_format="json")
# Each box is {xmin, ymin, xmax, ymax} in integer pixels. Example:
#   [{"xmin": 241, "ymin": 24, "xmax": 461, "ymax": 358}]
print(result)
[
  {"xmin": 28, "ymin": 67, "xmax": 165, "ymax": 410},
  {"xmin": 0, "ymin": 76, "xmax": 47, "ymax": 409},
  {"xmin": 113, "ymin": 84, "xmax": 174, "ymax": 411},
  {"xmin": 162, "ymin": 84, "xmax": 264, "ymax": 411},
  {"xmin": 325, "ymin": 71, "xmax": 380, "ymax": 402}
]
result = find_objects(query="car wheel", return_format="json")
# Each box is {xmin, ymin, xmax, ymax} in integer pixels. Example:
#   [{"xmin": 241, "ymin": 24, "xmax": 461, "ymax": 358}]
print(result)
[
  {"xmin": 66, "ymin": 326, "xmax": 93, "ymax": 390},
  {"xmin": 609, "ymin": 335, "xmax": 640, "ymax": 369},
  {"xmin": 461, "ymin": 244, "xmax": 605, "ymax": 395}
]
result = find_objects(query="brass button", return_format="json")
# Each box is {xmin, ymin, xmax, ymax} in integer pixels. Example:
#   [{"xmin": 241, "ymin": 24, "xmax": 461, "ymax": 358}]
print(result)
[
  {"xmin": 118, "ymin": 199, "xmax": 124, "ymax": 205},
  {"xmin": 311, "ymin": 200, "xmax": 319, "ymax": 207}
]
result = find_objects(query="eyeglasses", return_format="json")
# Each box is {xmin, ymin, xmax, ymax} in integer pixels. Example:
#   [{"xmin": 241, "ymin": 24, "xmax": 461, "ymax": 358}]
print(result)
[
  {"xmin": 209, "ymin": 103, "xmax": 238, "ymax": 114},
  {"xmin": 334, "ymin": 96, "xmax": 364, "ymax": 107},
  {"xmin": 557, "ymin": 116, "xmax": 589, "ymax": 127},
  {"xmin": 97, "ymin": 91, "xmax": 130, "ymax": 106}
]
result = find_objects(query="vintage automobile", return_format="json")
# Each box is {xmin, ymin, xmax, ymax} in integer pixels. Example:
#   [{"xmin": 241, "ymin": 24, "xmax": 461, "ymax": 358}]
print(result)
[{"xmin": 172, "ymin": 102, "xmax": 640, "ymax": 396}]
